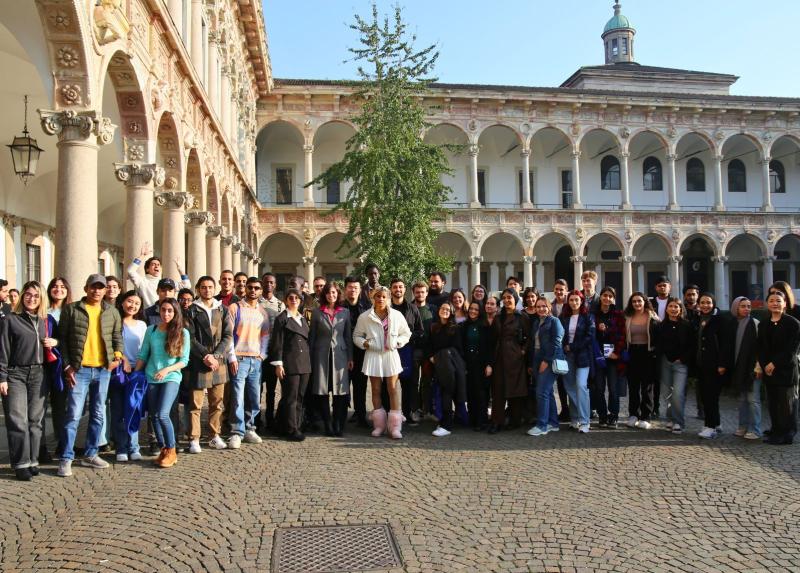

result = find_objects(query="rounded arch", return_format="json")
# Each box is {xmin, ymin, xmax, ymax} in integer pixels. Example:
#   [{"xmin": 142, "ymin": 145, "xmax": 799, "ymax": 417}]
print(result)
[
  {"xmin": 256, "ymin": 119, "xmax": 305, "ymax": 204},
  {"xmin": 678, "ymin": 232, "xmax": 720, "ymax": 257},
  {"xmin": 424, "ymin": 121, "xmax": 470, "ymax": 142},
  {"xmin": 530, "ymin": 124, "xmax": 574, "ymax": 146},
  {"xmin": 532, "ymin": 231, "xmax": 575, "ymax": 289},
  {"xmin": 259, "ymin": 231, "xmax": 306, "ymax": 264},
  {"xmin": 220, "ymin": 192, "xmax": 231, "ymax": 234},
  {"xmin": 625, "ymin": 128, "xmax": 670, "ymax": 154},
  {"xmin": 435, "ymin": 231, "xmax": 473, "ymax": 259},
  {"xmin": 256, "ymin": 118, "xmax": 306, "ymax": 142},
  {"xmin": 476, "ymin": 123, "xmax": 524, "ymax": 146},
  {"xmin": 207, "ymin": 176, "xmax": 219, "ymax": 222},
  {"xmin": 724, "ymin": 232, "xmax": 767, "ymax": 258},
  {"xmin": 769, "ymin": 133, "xmax": 800, "ymax": 157},
  {"xmin": 477, "ymin": 230, "xmax": 525, "ymax": 256},
  {"xmin": 101, "ymin": 50, "xmax": 152, "ymax": 162},
  {"xmin": 312, "ymin": 118, "xmax": 357, "ymax": 141},
  {"xmin": 675, "ymin": 130, "xmax": 717, "ymax": 156},
  {"xmin": 155, "ymin": 111, "xmax": 184, "ymax": 190},
  {"xmin": 631, "ymin": 231, "xmax": 673, "ymax": 257},
  {"xmin": 232, "ymin": 206, "xmax": 241, "ymax": 240},
  {"xmin": 531, "ymin": 230, "xmax": 577, "ymax": 256},
  {"xmin": 575, "ymin": 126, "xmax": 620, "ymax": 150},
  {"xmin": 186, "ymin": 148, "xmax": 205, "ymax": 210},
  {"xmin": 721, "ymin": 132, "xmax": 765, "ymax": 157},
  {"xmin": 582, "ymin": 231, "xmax": 625, "ymax": 259}
]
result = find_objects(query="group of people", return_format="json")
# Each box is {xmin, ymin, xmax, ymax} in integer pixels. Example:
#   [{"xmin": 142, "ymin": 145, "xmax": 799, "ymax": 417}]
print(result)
[{"xmin": 1, "ymin": 243, "xmax": 799, "ymax": 482}]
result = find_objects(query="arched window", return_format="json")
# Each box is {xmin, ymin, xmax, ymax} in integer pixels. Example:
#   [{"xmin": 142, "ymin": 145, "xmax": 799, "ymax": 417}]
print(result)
[
  {"xmin": 600, "ymin": 155, "xmax": 620, "ymax": 190},
  {"xmin": 642, "ymin": 156, "xmax": 662, "ymax": 191},
  {"xmin": 728, "ymin": 159, "xmax": 746, "ymax": 192},
  {"xmin": 686, "ymin": 157, "xmax": 705, "ymax": 191},
  {"xmin": 769, "ymin": 160, "xmax": 786, "ymax": 194}
]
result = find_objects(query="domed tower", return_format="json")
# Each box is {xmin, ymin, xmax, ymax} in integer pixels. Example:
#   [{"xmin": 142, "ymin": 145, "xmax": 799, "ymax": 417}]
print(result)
[{"xmin": 602, "ymin": 2, "xmax": 635, "ymax": 64}]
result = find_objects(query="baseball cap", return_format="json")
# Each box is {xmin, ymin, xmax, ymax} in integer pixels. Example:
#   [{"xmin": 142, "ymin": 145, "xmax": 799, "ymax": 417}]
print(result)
[
  {"xmin": 85, "ymin": 274, "xmax": 107, "ymax": 288},
  {"xmin": 157, "ymin": 278, "xmax": 177, "ymax": 290}
]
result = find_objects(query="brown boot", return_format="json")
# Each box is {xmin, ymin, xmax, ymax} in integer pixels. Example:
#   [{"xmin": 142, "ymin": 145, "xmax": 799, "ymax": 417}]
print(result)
[
  {"xmin": 153, "ymin": 447, "xmax": 167, "ymax": 467},
  {"xmin": 159, "ymin": 447, "xmax": 178, "ymax": 468}
]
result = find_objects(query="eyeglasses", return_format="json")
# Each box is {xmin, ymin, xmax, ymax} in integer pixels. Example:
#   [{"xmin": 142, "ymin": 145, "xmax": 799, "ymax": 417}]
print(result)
[
  {"xmin": 23, "ymin": 293, "xmax": 40, "ymax": 299},
  {"xmin": 246, "ymin": 285, "xmax": 262, "ymax": 290}
]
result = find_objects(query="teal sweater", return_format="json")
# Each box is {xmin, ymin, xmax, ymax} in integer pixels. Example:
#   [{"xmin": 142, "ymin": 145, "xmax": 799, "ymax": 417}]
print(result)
[{"xmin": 137, "ymin": 326, "xmax": 190, "ymax": 384}]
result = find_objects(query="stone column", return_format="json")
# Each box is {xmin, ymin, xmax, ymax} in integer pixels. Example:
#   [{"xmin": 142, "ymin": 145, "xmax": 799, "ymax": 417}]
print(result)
[
  {"xmin": 40, "ymin": 109, "xmax": 115, "ymax": 292},
  {"xmin": 115, "ymin": 163, "xmax": 163, "ymax": 271},
  {"xmin": 458, "ymin": 263, "xmax": 468, "ymax": 290},
  {"xmin": 504, "ymin": 262, "xmax": 515, "ymax": 284},
  {"xmin": 636, "ymin": 263, "xmax": 646, "ymax": 294},
  {"xmin": 521, "ymin": 149, "xmax": 533, "ymax": 208},
  {"xmin": 666, "ymin": 153, "xmax": 679, "ymax": 210},
  {"xmin": 523, "ymin": 255, "xmax": 534, "ymax": 289},
  {"xmin": 252, "ymin": 257, "xmax": 261, "ymax": 278},
  {"xmin": 220, "ymin": 68, "xmax": 231, "ymax": 137},
  {"xmin": 469, "ymin": 144, "xmax": 480, "ymax": 208},
  {"xmin": 206, "ymin": 225, "xmax": 222, "ymax": 280},
  {"xmin": 155, "ymin": 191, "xmax": 193, "ymax": 282},
  {"xmin": 221, "ymin": 234, "xmax": 234, "ymax": 272},
  {"xmin": 790, "ymin": 263, "xmax": 797, "ymax": 286},
  {"xmin": 167, "ymin": 0, "xmax": 183, "ymax": 36},
  {"xmin": 444, "ymin": 270, "xmax": 453, "ymax": 287},
  {"xmin": 620, "ymin": 255, "xmax": 635, "ymax": 304},
  {"xmin": 207, "ymin": 34, "xmax": 219, "ymax": 112},
  {"xmin": 302, "ymin": 255, "xmax": 317, "ymax": 285},
  {"xmin": 760, "ymin": 157, "xmax": 774, "ymax": 212},
  {"xmin": 713, "ymin": 255, "xmax": 729, "ymax": 310},
  {"xmin": 186, "ymin": 211, "xmax": 213, "ymax": 282},
  {"xmin": 0, "ymin": 217, "xmax": 6, "ymax": 283},
  {"xmin": 620, "ymin": 151, "xmax": 631, "ymax": 210},
  {"xmin": 489, "ymin": 263, "xmax": 500, "ymax": 293},
  {"xmin": 190, "ymin": 0, "xmax": 203, "ymax": 72},
  {"xmin": 41, "ymin": 230, "xmax": 53, "ymax": 287},
  {"xmin": 303, "ymin": 144, "xmax": 314, "ymax": 205},
  {"xmin": 571, "ymin": 150, "xmax": 583, "ymax": 209},
  {"xmin": 238, "ymin": 244, "xmax": 249, "ymax": 274},
  {"xmin": 749, "ymin": 263, "xmax": 759, "ymax": 286},
  {"xmin": 669, "ymin": 255, "xmax": 683, "ymax": 295},
  {"xmin": 713, "ymin": 154, "xmax": 725, "ymax": 211},
  {"xmin": 231, "ymin": 240, "xmax": 242, "ymax": 272},
  {"xmin": 571, "ymin": 255, "xmax": 586, "ymax": 290},
  {"xmin": 761, "ymin": 255, "xmax": 775, "ymax": 290},
  {"xmin": 535, "ymin": 260, "xmax": 545, "ymax": 291},
  {"xmin": 469, "ymin": 255, "xmax": 482, "ymax": 289},
  {"xmin": 12, "ymin": 219, "xmax": 23, "ymax": 289}
]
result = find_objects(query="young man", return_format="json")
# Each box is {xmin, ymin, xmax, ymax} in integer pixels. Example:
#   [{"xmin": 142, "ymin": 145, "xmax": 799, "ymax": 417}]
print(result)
[
  {"xmin": 389, "ymin": 278, "xmax": 425, "ymax": 425},
  {"xmin": 227, "ymin": 277, "xmax": 270, "ymax": 449},
  {"xmin": 185, "ymin": 276, "xmax": 233, "ymax": 452},
  {"xmin": 426, "ymin": 271, "xmax": 449, "ymax": 311},
  {"xmin": 178, "ymin": 288, "xmax": 195, "ymax": 312},
  {"xmin": 506, "ymin": 276, "xmax": 523, "ymax": 310},
  {"xmin": 126, "ymin": 242, "xmax": 190, "ymax": 308},
  {"xmin": 104, "ymin": 276, "xmax": 122, "ymax": 306},
  {"xmin": 215, "ymin": 270, "xmax": 239, "ymax": 307},
  {"xmin": 233, "ymin": 272, "xmax": 248, "ymax": 300},
  {"xmin": 581, "ymin": 271, "xmax": 600, "ymax": 312},
  {"xmin": 143, "ymin": 278, "xmax": 177, "ymax": 326},
  {"xmin": 551, "ymin": 279, "xmax": 569, "ymax": 318},
  {"xmin": 411, "ymin": 281, "xmax": 434, "ymax": 418},
  {"xmin": 359, "ymin": 263, "xmax": 382, "ymax": 306},
  {"xmin": 312, "ymin": 276, "xmax": 326, "ymax": 302},
  {"xmin": 343, "ymin": 276, "xmax": 370, "ymax": 427},
  {"xmin": 257, "ymin": 272, "xmax": 285, "ymax": 433},
  {"xmin": 649, "ymin": 275, "xmax": 671, "ymax": 321},
  {"xmin": 682, "ymin": 283, "xmax": 703, "ymax": 418},
  {"xmin": 0, "ymin": 278, "xmax": 11, "ymax": 319},
  {"xmin": 57, "ymin": 274, "xmax": 123, "ymax": 477}
]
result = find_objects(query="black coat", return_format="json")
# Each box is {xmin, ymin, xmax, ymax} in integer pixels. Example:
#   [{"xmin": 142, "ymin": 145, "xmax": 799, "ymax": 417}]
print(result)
[
  {"xmin": 656, "ymin": 318, "xmax": 695, "ymax": 366},
  {"xmin": 725, "ymin": 317, "xmax": 759, "ymax": 393},
  {"xmin": 392, "ymin": 300, "xmax": 425, "ymax": 348},
  {"xmin": 268, "ymin": 311, "xmax": 311, "ymax": 375},
  {"xmin": 757, "ymin": 314, "xmax": 800, "ymax": 388},
  {"xmin": 697, "ymin": 313, "xmax": 731, "ymax": 373}
]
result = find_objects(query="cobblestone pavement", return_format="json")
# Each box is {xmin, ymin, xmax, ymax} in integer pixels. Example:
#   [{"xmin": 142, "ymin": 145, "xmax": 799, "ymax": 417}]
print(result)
[{"xmin": 1, "ymin": 391, "xmax": 799, "ymax": 573}]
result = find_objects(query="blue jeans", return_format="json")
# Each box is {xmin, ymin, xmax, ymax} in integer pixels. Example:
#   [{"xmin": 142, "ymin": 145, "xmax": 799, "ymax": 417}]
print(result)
[
  {"xmin": 108, "ymin": 380, "xmax": 140, "ymax": 455},
  {"xmin": 659, "ymin": 356, "xmax": 688, "ymax": 427},
  {"xmin": 593, "ymin": 363, "xmax": 619, "ymax": 420},
  {"xmin": 737, "ymin": 378, "xmax": 762, "ymax": 436},
  {"xmin": 62, "ymin": 367, "xmax": 111, "ymax": 460},
  {"xmin": 147, "ymin": 382, "xmax": 180, "ymax": 448},
  {"xmin": 534, "ymin": 365, "xmax": 559, "ymax": 431},
  {"xmin": 231, "ymin": 357, "xmax": 263, "ymax": 436},
  {"xmin": 563, "ymin": 354, "xmax": 590, "ymax": 426}
]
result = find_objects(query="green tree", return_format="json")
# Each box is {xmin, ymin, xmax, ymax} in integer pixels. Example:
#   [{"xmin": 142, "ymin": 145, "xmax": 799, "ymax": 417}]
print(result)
[{"xmin": 310, "ymin": 3, "xmax": 458, "ymax": 282}]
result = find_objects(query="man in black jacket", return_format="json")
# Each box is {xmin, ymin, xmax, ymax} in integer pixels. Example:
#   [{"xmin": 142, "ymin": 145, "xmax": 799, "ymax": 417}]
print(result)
[
  {"xmin": 389, "ymin": 278, "xmax": 425, "ymax": 425},
  {"xmin": 426, "ymin": 271, "xmax": 449, "ymax": 311},
  {"xmin": 343, "ymin": 276, "xmax": 370, "ymax": 427},
  {"xmin": 0, "ymin": 278, "xmax": 11, "ymax": 318}
]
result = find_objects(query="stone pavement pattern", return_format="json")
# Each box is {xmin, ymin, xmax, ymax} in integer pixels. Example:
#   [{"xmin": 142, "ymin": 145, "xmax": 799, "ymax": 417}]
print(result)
[{"xmin": 1, "ymin": 393, "xmax": 799, "ymax": 573}]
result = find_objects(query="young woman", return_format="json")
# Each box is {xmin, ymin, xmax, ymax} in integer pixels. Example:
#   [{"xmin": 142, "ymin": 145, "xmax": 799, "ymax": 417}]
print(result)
[
  {"xmin": 656, "ymin": 297, "xmax": 695, "ymax": 434},
  {"xmin": 726, "ymin": 297, "xmax": 760, "ymax": 439},
  {"xmin": 559, "ymin": 290, "xmax": 596, "ymax": 433},
  {"xmin": 695, "ymin": 292, "xmax": 730, "ymax": 439},
  {"xmin": 449, "ymin": 289, "xmax": 469, "ymax": 324},
  {"xmin": 0, "ymin": 281, "xmax": 57, "ymax": 480},
  {"xmin": 470, "ymin": 285, "xmax": 487, "ymax": 307},
  {"xmin": 522, "ymin": 288, "xmax": 538, "ymax": 318},
  {"xmin": 484, "ymin": 296, "xmax": 499, "ymax": 327},
  {"xmin": 624, "ymin": 292, "xmax": 659, "ymax": 430},
  {"xmin": 42, "ymin": 277, "xmax": 71, "ymax": 461},
  {"xmin": 527, "ymin": 297, "xmax": 565, "ymax": 437},
  {"xmin": 462, "ymin": 302, "xmax": 493, "ymax": 431},
  {"xmin": 135, "ymin": 298, "xmax": 190, "ymax": 467},
  {"xmin": 428, "ymin": 303, "xmax": 466, "ymax": 437},
  {"xmin": 592, "ymin": 286, "xmax": 626, "ymax": 428},
  {"xmin": 111, "ymin": 291, "xmax": 147, "ymax": 461},
  {"xmin": 309, "ymin": 282, "xmax": 353, "ymax": 437},
  {"xmin": 8, "ymin": 289, "xmax": 20, "ymax": 308},
  {"xmin": 768, "ymin": 281, "xmax": 800, "ymax": 322},
  {"xmin": 489, "ymin": 289, "xmax": 530, "ymax": 433},
  {"xmin": 269, "ymin": 289, "xmax": 312, "ymax": 442},
  {"xmin": 757, "ymin": 291, "xmax": 800, "ymax": 445},
  {"xmin": 353, "ymin": 287, "xmax": 411, "ymax": 439}
]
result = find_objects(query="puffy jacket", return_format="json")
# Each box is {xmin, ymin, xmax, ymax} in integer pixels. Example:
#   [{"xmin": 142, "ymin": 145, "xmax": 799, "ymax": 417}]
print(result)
[
  {"xmin": 57, "ymin": 299, "xmax": 123, "ymax": 371},
  {"xmin": 353, "ymin": 308, "xmax": 411, "ymax": 352}
]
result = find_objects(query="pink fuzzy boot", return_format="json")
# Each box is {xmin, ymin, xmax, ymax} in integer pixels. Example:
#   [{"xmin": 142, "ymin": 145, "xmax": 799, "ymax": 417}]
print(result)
[
  {"xmin": 388, "ymin": 410, "xmax": 405, "ymax": 439},
  {"xmin": 370, "ymin": 408, "xmax": 387, "ymax": 437}
]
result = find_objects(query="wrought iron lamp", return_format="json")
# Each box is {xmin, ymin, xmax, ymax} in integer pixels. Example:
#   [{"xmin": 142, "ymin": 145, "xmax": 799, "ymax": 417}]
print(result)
[{"xmin": 7, "ymin": 95, "xmax": 44, "ymax": 185}]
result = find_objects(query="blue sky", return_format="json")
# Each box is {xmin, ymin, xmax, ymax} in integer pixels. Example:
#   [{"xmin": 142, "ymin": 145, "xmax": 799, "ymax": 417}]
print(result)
[{"xmin": 263, "ymin": 0, "xmax": 800, "ymax": 97}]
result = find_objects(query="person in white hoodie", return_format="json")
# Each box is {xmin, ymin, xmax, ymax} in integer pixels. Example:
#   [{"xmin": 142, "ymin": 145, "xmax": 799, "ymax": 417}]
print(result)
[
  {"xmin": 126, "ymin": 242, "xmax": 191, "ymax": 308},
  {"xmin": 184, "ymin": 276, "xmax": 233, "ymax": 452}
]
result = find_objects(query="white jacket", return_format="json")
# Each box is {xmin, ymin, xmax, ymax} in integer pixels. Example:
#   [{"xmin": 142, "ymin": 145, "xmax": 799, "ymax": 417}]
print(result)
[
  {"xmin": 353, "ymin": 307, "xmax": 411, "ymax": 352},
  {"xmin": 126, "ymin": 261, "xmax": 191, "ymax": 308}
]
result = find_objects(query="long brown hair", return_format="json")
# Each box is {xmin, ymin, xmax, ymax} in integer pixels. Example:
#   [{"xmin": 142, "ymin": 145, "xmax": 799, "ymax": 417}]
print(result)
[{"xmin": 160, "ymin": 298, "xmax": 185, "ymax": 357}]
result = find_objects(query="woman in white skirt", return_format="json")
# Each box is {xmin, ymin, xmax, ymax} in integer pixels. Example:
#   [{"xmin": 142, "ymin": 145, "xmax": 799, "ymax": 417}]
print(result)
[{"xmin": 353, "ymin": 286, "xmax": 412, "ymax": 438}]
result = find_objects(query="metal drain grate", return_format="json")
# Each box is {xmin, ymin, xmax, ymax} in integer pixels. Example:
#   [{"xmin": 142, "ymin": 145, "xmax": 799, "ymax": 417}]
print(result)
[{"xmin": 271, "ymin": 524, "xmax": 403, "ymax": 573}]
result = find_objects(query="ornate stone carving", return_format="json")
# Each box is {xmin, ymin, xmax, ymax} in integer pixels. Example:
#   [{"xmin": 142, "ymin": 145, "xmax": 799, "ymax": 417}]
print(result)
[
  {"xmin": 766, "ymin": 229, "xmax": 777, "ymax": 243},
  {"xmin": 570, "ymin": 123, "xmax": 580, "ymax": 136},
  {"xmin": 711, "ymin": 256, "xmax": 729, "ymax": 264},
  {"xmin": 523, "ymin": 228, "xmax": 533, "ymax": 242},
  {"xmin": 59, "ymin": 84, "xmax": 82, "ymax": 105},
  {"xmin": 618, "ymin": 126, "xmax": 630, "ymax": 139},
  {"xmin": 303, "ymin": 228, "xmax": 314, "ymax": 241},
  {"xmin": 624, "ymin": 230, "xmax": 634, "ymax": 243},
  {"xmin": 49, "ymin": 10, "xmax": 72, "ymax": 30},
  {"xmin": 164, "ymin": 176, "xmax": 179, "ymax": 190},
  {"xmin": 669, "ymin": 255, "xmax": 683, "ymax": 263},
  {"xmin": 619, "ymin": 255, "xmax": 636, "ymax": 263},
  {"xmin": 302, "ymin": 256, "xmax": 318, "ymax": 265},
  {"xmin": 570, "ymin": 256, "xmax": 587, "ymax": 263},
  {"xmin": 666, "ymin": 125, "xmax": 677, "ymax": 139},
  {"xmin": 185, "ymin": 211, "xmax": 215, "ymax": 226},
  {"xmin": 39, "ymin": 109, "xmax": 116, "ymax": 145},
  {"xmin": 671, "ymin": 229, "xmax": 681, "ymax": 244},
  {"xmin": 716, "ymin": 229, "xmax": 727, "ymax": 242},
  {"xmin": 57, "ymin": 46, "xmax": 79, "ymax": 68},
  {"xmin": 155, "ymin": 191, "xmax": 194, "ymax": 210},
  {"xmin": 115, "ymin": 163, "xmax": 165, "ymax": 187},
  {"xmin": 575, "ymin": 228, "xmax": 585, "ymax": 241},
  {"xmin": 467, "ymin": 119, "xmax": 478, "ymax": 133},
  {"xmin": 93, "ymin": 0, "xmax": 129, "ymax": 45},
  {"xmin": 523, "ymin": 255, "xmax": 535, "ymax": 264}
]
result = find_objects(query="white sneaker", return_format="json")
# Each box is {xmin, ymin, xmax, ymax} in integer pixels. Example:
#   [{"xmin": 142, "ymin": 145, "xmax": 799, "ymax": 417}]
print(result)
[
  {"xmin": 666, "ymin": 421, "xmax": 674, "ymax": 431},
  {"xmin": 188, "ymin": 439, "xmax": 202, "ymax": 454},
  {"xmin": 698, "ymin": 426, "xmax": 717, "ymax": 439},
  {"xmin": 527, "ymin": 426, "xmax": 549, "ymax": 436},
  {"xmin": 209, "ymin": 436, "xmax": 227, "ymax": 450},
  {"xmin": 116, "ymin": 453, "xmax": 129, "ymax": 462},
  {"xmin": 129, "ymin": 452, "xmax": 143, "ymax": 461},
  {"xmin": 228, "ymin": 435, "xmax": 242, "ymax": 449},
  {"xmin": 733, "ymin": 428, "xmax": 747, "ymax": 437},
  {"xmin": 636, "ymin": 420, "xmax": 652, "ymax": 430},
  {"xmin": 626, "ymin": 416, "xmax": 638, "ymax": 428},
  {"xmin": 243, "ymin": 430, "xmax": 263, "ymax": 444},
  {"xmin": 743, "ymin": 432, "xmax": 760, "ymax": 440},
  {"xmin": 81, "ymin": 456, "xmax": 110, "ymax": 469},
  {"xmin": 547, "ymin": 424, "xmax": 560, "ymax": 433},
  {"xmin": 58, "ymin": 459, "xmax": 72, "ymax": 477},
  {"xmin": 432, "ymin": 426, "xmax": 451, "ymax": 437},
  {"xmin": 672, "ymin": 424, "xmax": 682, "ymax": 434},
  {"xmin": 578, "ymin": 424, "xmax": 590, "ymax": 434}
]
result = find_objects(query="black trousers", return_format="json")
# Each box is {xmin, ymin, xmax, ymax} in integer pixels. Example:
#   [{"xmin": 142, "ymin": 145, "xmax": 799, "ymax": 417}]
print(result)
[
  {"xmin": 766, "ymin": 384, "xmax": 798, "ymax": 442},
  {"xmin": 315, "ymin": 394, "xmax": 349, "ymax": 433},
  {"xmin": 433, "ymin": 348, "xmax": 466, "ymax": 430},
  {"xmin": 627, "ymin": 345, "xmax": 655, "ymax": 421},
  {"xmin": 44, "ymin": 368, "xmax": 68, "ymax": 457},
  {"xmin": 256, "ymin": 360, "xmax": 278, "ymax": 432},
  {"xmin": 698, "ymin": 367, "xmax": 723, "ymax": 429},
  {"xmin": 1, "ymin": 365, "xmax": 46, "ymax": 469},
  {"xmin": 350, "ymin": 349, "xmax": 368, "ymax": 421},
  {"xmin": 281, "ymin": 373, "xmax": 309, "ymax": 436},
  {"xmin": 465, "ymin": 353, "xmax": 489, "ymax": 428}
]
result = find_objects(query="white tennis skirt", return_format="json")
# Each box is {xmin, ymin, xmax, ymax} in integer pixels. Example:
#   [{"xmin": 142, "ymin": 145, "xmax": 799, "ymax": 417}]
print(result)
[{"xmin": 362, "ymin": 348, "xmax": 403, "ymax": 378}]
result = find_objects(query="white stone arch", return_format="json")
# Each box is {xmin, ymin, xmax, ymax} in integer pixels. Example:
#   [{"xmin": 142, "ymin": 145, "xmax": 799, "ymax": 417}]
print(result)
[
  {"xmin": 477, "ymin": 125, "xmax": 526, "ymax": 206},
  {"xmin": 424, "ymin": 124, "xmax": 471, "ymax": 204},
  {"xmin": 531, "ymin": 230, "xmax": 578, "ymax": 256},
  {"xmin": 581, "ymin": 230, "xmax": 626, "ymax": 259},
  {"xmin": 220, "ymin": 191, "xmax": 231, "ymax": 235},
  {"xmin": 768, "ymin": 133, "xmax": 800, "ymax": 157},
  {"xmin": 624, "ymin": 128, "xmax": 670, "ymax": 155},
  {"xmin": 531, "ymin": 124, "xmax": 574, "ymax": 147},
  {"xmin": 675, "ymin": 129, "xmax": 717, "ymax": 157},
  {"xmin": 631, "ymin": 230, "xmax": 675, "ymax": 258},
  {"xmin": 678, "ymin": 231, "xmax": 720, "ymax": 258},
  {"xmin": 256, "ymin": 116, "xmax": 306, "ymax": 137},
  {"xmin": 478, "ymin": 231, "xmax": 526, "ymax": 292},
  {"xmin": 774, "ymin": 233, "xmax": 800, "ymax": 286},
  {"xmin": 186, "ymin": 147, "xmax": 206, "ymax": 210},
  {"xmin": 311, "ymin": 118, "xmax": 358, "ymax": 141},
  {"xmin": 575, "ymin": 126, "xmax": 622, "ymax": 150},
  {"xmin": 723, "ymin": 232, "xmax": 768, "ymax": 258},
  {"xmin": 720, "ymin": 131, "xmax": 766, "ymax": 158},
  {"xmin": 207, "ymin": 176, "xmax": 220, "ymax": 223},
  {"xmin": 259, "ymin": 231, "xmax": 306, "ymax": 282},
  {"xmin": 256, "ymin": 118, "xmax": 305, "ymax": 204},
  {"xmin": 531, "ymin": 231, "xmax": 576, "ymax": 289},
  {"xmin": 476, "ymin": 122, "xmax": 524, "ymax": 146},
  {"xmin": 476, "ymin": 229, "xmax": 525, "ymax": 256},
  {"xmin": 425, "ymin": 121, "xmax": 470, "ymax": 142},
  {"xmin": 155, "ymin": 111, "xmax": 185, "ymax": 191}
]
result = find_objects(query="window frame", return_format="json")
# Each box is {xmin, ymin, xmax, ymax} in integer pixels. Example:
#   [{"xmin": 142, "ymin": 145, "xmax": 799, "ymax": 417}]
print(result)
[
  {"xmin": 273, "ymin": 165, "xmax": 294, "ymax": 205},
  {"xmin": 642, "ymin": 156, "xmax": 663, "ymax": 191},
  {"xmin": 727, "ymin": 158, "xmax": 747, "ymax": 193},
  {"xmin": 769, "ymin": 159, "xmax": 786, "ymax": 194},
  {"xmin": 686, "ymin": 157, "xmax": 706, "ymax": 192},
  {"xmin": 600, "ymin": 155, "xmax": 621, "ymax": 191}
]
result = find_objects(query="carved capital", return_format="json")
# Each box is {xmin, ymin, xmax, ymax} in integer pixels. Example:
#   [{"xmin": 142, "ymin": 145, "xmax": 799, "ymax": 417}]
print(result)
[
  {"xmin": 523, "ymin": 255, "xmax": 535, "ymax": 264},
  {"xmin": 114, "ymin": 163, "xmax": 165, "ymax": 187},
  {"xmin": 668, "ymin": 255, "xmax": 683, "ymax": 264},
  {"xmin": 302, "ymin": 256, "xmax": 318, "ymax": 265},
  {"xmin": 39, "ymin": 109, "xmax": 116, "ymax": 145},
  {"xmin": 185, "ymin": 210, "xmax": 215, "ymax": 226},
  {"xmin": 468, "ymin": 144, "xmax": 479, "ymax": 157},
  {"xmin": 233, "ymin": 242, "xmax": 244, "ymax": 253},
  {"xmin": 155, "ymin": 191, "xmax": 194, "ymax": 210},
  {"xmin": 666, "ymin": 153, "xmax": 677, "ymax": 162},
  {"xmin": 760, "ymin": 255, "xmax": 777, "ymax": 263},
  {"xmin": 711, "ymin": 256, "xmax": 729, "ymax": 264},
  {"xmin": 303, "ymin": 144, "xmax": 314, "ymax": 154},
  {"xmin": 206, "ymin": 225, "xmax": 223, "ymax": 239},
  {"xmin": 619, "ymin": 255, "xmax": 636, "ymax": 263},
  {"xmin": 571, "ymin": 150, "xmax": 581, "ymax": 160},
  {"xmin": 470, "ymin": 255, "xmax": 483, "ymax": 265},
  {"xmin": 570, "ymin": 255, "xmax": 587, "ymax": 263},
  {"xmin": 221, "ymin": 234, "xmax": 235, "ymax": 247}
]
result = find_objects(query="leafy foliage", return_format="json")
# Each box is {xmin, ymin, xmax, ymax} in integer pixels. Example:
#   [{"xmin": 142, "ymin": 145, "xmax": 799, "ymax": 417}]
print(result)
[{"xmin": 310, "ymin": 3, "xmax": 459, "ymax": 283}]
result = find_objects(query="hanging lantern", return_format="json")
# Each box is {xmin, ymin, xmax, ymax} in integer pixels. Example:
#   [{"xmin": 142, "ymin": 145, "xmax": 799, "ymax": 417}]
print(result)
[{"xmin": 6, "ymin": 95, "xmax": 44, "ymax": 185}]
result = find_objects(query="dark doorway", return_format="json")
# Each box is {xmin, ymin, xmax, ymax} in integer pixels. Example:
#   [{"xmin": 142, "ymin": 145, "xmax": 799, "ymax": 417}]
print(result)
[{"xmin": 555, "ymin": 246, "xmax": 573, "ymax": 286}]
